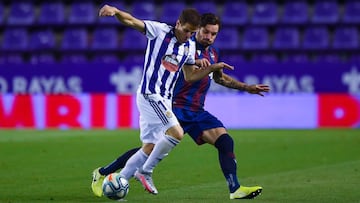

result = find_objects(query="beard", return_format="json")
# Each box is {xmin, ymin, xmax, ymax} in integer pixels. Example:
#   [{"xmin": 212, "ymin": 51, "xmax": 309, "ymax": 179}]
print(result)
[{"xmin": 200, "ymin": 39, "xmax": 212, "ymax": 46}]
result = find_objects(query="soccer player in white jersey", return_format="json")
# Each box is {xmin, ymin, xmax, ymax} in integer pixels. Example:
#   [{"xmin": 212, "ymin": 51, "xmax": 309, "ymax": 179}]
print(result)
[{"xmin": 94, "ymin": 5, "xmax": 234, "ymax": 196}]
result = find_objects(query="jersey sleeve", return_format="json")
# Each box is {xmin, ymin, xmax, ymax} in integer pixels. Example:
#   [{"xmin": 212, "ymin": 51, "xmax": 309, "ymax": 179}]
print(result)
[{"xmin": 143, "ymin": 20, "xmax": 171, "ymax": 40}]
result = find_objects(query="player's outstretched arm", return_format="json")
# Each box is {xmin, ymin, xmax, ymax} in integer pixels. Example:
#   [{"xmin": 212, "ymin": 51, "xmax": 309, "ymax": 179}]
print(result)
[
  {"xmin": 182, "ymin": 62, "xmax": 234, "ymax": 83},
  {"xmin": 99, "ymin": 4, "xmax": 145, "ymax": 33},
  {"xmin": 213, "ymin": 72, "xmax": 270, "ymax": 96}
]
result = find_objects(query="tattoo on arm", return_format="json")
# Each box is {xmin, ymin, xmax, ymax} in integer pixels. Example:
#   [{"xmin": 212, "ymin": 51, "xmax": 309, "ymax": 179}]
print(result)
[{"xmin": 215, "ymin": 74, "xmax": 248, "ymax": 91}]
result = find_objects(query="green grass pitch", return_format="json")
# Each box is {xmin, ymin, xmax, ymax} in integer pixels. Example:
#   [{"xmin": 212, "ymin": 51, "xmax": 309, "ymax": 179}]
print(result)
[{"xmin": 0, "ymin": 129, "xmax": 359, "ymax": 203}]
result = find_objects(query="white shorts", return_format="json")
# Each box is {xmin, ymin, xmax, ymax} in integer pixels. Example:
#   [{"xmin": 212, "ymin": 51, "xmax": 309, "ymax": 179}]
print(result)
[{"xmin": 136, "ymin": 92, "xmax": 180, "ymax": 144}]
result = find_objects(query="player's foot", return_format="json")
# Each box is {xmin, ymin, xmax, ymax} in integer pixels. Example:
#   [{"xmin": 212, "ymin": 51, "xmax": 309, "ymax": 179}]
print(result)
[
  {"xmin": 91, "ymin": 167, "xmax": 105, "ymax": 197},
  {"xmin": 229, "ymin": 185, "xmax": 262, "ymax": 199},
  {"xmin": 134, "ymin": 169, "xmax": 158, "ymax": 195}
]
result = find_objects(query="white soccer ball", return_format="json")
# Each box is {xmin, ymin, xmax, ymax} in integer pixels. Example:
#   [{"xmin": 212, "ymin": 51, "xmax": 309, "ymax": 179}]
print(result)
[{"xmin": 102, "ymin": 173, "xmax": 129, "ymax": 200}]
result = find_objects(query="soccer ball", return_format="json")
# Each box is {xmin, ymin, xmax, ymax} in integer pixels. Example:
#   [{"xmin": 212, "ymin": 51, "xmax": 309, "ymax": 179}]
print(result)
[{"xmin": 102, "ymin": 173, "xmax": 129, "ymax": 200}]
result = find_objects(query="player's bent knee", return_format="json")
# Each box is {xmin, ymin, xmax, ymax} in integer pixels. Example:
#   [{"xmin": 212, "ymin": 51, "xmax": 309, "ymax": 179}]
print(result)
[
  {"xmin": 168, "ymin": 131, "xmax": 184, "ymax": 140},
  {"xmin": 166, "ymin": 125, "xmax": 184, "ymax": 140}
]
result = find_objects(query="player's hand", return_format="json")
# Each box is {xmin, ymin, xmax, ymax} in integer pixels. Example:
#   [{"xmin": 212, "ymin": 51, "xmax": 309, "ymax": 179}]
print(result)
[
  {"xmin": 211, "ymin": 62, "xmax": 234, "ymax": 72},
  {"xmin": 246, "ymin": 84, "xmax": 270, "ymax": 96},
  {"xmin": 99, "ymin": 5, "xmax": 119, "ymax": 17},
  {"xmin": 196, "ymin": 58, "xmax": 211, "ymax": 68}
]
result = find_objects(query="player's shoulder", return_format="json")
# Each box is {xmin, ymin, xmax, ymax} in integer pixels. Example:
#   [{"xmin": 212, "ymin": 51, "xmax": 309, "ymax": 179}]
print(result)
[
  {"xmin": 209, "ymin": 44, "xmax": 220, "ymax": 54},
  {"xmin": 144, "ymin": 20, "xmax": 172, "ymax": 32},
  {"xmin": 208, "ymin": 43, "xmax": 219, "ymax": 51},
  {"xmin": 189, "ymin": 38, "xmax": 196, "ymax": 45},
  {"xmin": 188, "ymin": 36, "xmax": 196, "ymax": 47}
]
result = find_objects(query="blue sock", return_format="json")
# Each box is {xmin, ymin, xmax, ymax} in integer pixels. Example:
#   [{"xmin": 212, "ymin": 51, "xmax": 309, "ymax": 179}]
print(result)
[
  {"xmin": 215, "ymin": 134, "xmax": 240, "ymax": 193},
  {"xmin": 99, "ymin": 147, "xmax": 140, "ymax": 175}
]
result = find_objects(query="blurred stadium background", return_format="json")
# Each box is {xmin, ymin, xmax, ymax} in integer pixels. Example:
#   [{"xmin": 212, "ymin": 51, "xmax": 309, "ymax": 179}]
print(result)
[{"xmin": 0, "ymin": 0, "xmax": 359, "ymax": 129}]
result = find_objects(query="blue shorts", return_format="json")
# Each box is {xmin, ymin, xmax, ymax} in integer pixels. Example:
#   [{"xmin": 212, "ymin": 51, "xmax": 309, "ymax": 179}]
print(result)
[{"xmin": 173, "ymin": 107, "xmax": 225, "ymax": 145}]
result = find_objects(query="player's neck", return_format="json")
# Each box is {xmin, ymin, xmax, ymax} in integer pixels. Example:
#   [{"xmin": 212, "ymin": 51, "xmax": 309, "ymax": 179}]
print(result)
[{"xmin": 195, "ymin": 37, "xmax": 210, "ymax": 51}]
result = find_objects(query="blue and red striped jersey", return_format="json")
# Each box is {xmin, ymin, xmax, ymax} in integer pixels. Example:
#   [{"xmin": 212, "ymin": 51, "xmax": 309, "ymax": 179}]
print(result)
[{"xmin": 172, "ymin": 35, "xmax": 220, "ymax": 111}]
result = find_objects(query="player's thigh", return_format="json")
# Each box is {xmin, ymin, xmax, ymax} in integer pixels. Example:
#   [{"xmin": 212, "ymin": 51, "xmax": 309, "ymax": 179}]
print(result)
[
  {"xmin": 178, "ymin": 109, "xmax": 225, "ymax": 145},
  {"xmin": 137, "ymin": 93, "xmax": 180, "ymax": 142},
  {"xmin": 202, "ymin": 127, "xmax": 227, "ymax": 145},
  {"xmin": 137, "ymin": 93, "xmax": 178, "ymax": 126},
  {"xmin": 196, "ymin": 111, "xmax": 226, "ymax": 140},
  {"xmin": 139, "ymin": 117, "xmax": 163, "ymax": 144}
]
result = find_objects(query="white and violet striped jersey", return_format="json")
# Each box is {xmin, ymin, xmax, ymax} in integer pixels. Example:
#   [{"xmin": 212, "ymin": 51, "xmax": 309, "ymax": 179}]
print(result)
[{"xmin": 138, "ymin": 20, "xmax": 196, "ymax": 99}]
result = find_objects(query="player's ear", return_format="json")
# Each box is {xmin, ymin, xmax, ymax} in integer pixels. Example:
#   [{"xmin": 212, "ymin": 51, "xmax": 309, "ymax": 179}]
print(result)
[{"xmin": 175, "ymin": 20, "xmax": 180, "ymax": 27}]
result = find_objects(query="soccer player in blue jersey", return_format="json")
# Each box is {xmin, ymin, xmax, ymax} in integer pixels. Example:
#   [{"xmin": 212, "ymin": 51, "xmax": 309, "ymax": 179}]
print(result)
[
  {"xmin": 172, "ymin": 13, "xmax": 269, "ymax": 199},
  {"xmin": 92, "ymin": 12, "xmax": 270, "ymax": 199},
  {"xmin": 93, "ymin": 5, "xmax": 234, "ymax": 197}
]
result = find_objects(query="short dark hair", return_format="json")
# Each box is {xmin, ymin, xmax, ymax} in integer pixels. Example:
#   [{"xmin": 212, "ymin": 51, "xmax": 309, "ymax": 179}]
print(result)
[
  {"xmin": 201, "ymin": 13, "xmax": 221, "ymax": 30},
  {"xmin": 178, "ymin": 8, "xmax": 201, "ymax": 27}
]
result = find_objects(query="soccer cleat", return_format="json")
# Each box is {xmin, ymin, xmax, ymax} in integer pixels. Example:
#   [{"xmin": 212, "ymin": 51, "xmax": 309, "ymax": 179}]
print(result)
[
  {"xmin": 91, "ymin": 167, "xmax": 105, "ymax": 197},
  {"xmin": 229, "ymin": 185, "xmax": 263, "ymax": 199},
  {"xmin": 134, "ymin": 170, "xmax": 158, "ymax": 195}
]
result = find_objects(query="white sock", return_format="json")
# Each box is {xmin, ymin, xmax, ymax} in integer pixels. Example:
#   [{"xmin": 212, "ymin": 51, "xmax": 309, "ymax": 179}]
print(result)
[
  {"xmin": 119, "ymin": 149, "xmax": 148, "ymax": 180},
  {"xmin": 142, "ymin": 135, "xmax": 179, "ymax": 173}
]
